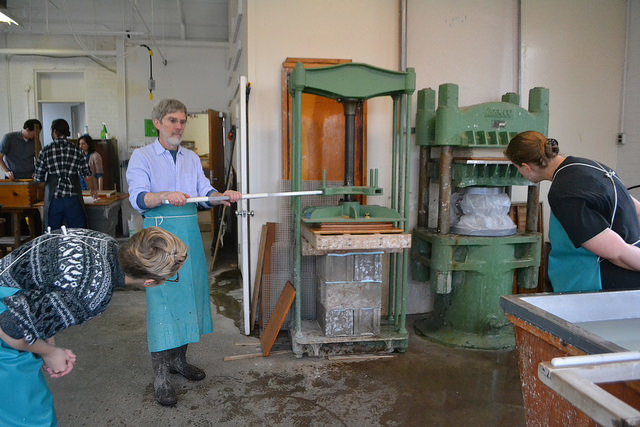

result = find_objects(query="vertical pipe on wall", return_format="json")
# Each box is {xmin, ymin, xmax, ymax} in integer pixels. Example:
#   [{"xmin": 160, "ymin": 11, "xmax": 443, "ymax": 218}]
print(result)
[
  {"xmin": 517, "ymin": 0, "xmax": 522, "ymax": 97},
  {"xmin": 619, "ymin": 0, "xmax": 631, "ymax": 135},
  {"xmin": 5, "ymin": 55, "xmax": 13, "ymax": 129},
  {"xmin": 399, "ymin": 0, "xmax": 407, "ymax": 71}
]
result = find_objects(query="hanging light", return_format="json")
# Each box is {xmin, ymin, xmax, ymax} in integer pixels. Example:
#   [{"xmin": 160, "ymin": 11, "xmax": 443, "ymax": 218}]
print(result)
[
  {"xmin": 0, "ymin": 0, "xmax": 19, "ymax": 25},
  {"xmin": 140, "ymin": 44, "xmax": 155, "ymax": 100},
  {"xmin": 0, "ymin": 11, "xmax": 18, "ymax": 25}
]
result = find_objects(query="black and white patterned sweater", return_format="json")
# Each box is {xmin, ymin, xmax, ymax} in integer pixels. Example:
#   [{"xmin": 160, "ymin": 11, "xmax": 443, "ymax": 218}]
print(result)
[{"xmin": 0, "ymin": 228, "xmax": 124, "ymax": 344}]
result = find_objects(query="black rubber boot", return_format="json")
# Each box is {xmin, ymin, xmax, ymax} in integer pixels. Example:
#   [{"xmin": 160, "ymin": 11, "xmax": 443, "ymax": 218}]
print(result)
[
  {"xmin": 170, "ymin": 344, "xmax": 206, "ymax": 381},
  {"xmin": 151, "ymin": 350, "xmax": 177, "ymax": 406}
]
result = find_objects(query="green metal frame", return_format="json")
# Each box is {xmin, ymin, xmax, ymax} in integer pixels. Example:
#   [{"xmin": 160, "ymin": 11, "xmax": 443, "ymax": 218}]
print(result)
[
  {"xmin": 415, "ymin": 83, "xmax": 549, "ymax": 147},
  {"xmin": 289, "ymin": 62, "xmax": 415, "ymax": 352}
]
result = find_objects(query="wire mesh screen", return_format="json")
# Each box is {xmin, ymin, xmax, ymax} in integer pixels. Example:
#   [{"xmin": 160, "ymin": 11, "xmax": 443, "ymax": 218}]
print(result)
[{"xmin": 260, "ymin": 180, "xmax": 343, "ymax": 331}]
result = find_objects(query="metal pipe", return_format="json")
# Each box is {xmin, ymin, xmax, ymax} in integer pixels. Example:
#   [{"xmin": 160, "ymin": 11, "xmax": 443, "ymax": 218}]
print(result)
[
  {"xmin": 127, "ymin": 39, "xmax": 227, "ymax": 49},
  {"xmin": 525, "ymin": 184, "xmax": 539, "ymax": 232},
  {"xmin": 176, "ymin": 0, "xmax": 187, "ymax": 40},
  {"xmin": 437, "ymin": 146, "xmax": 453, "ymax": 234},
  {"xmin": 131, "ymin": 0, "xmax": 168, "ymax": 65},
  {"xmin": 0, "ymin": 48, "xmax": 117, "ymax": 56},
  {"xmin": 619, "ymin": 0, "xmax": 631, "ymax": 135},
  {"xmin": 517, "ymin": 0, "xmax": 522, "ymax": 97},
  {"xmin": 399, "ymin": 0, "xmax": 407, "ymax": 71},
  {"xmin": 388, "ymin": 96, "xmax": 400, "ymax": 322},
  {"xmin": 291, "ymin": 88, "xmax": 303, "ymax": 337},
  {"xmin": 417, "ymin": 146, "xmax": 429, "ymax": 227},
  {"xmin": 342, "ymin": 99, "xmax": 358, "ymax": 201},
  {"xmin": 161, "ymin": 190, "xmax": 323, "ymax": 205},
  {"xmin": 398, "ymin": 93, "xmax": 412, "ymax": 335}
]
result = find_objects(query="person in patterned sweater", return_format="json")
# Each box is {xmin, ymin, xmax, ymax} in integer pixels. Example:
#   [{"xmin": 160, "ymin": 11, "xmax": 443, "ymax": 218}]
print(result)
[{"xmin": 0, "ymin": 226, "xmax": 187, "ymax": 426}]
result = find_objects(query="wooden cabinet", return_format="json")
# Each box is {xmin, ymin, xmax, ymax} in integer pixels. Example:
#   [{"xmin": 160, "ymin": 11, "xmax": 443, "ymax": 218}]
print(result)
[
  {"xmin": 94, "ymin": 139, "xmax": 120, "ymax": 192},
  {"xmin": 0, "ymin": 180, "xmax": 44, "ymax": 207}
]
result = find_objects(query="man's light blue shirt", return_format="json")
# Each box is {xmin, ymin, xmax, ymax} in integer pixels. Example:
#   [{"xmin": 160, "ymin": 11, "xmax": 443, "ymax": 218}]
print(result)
[{"xmin": 126, "ymin": 140, "xmax": 216, "ymax": 214}]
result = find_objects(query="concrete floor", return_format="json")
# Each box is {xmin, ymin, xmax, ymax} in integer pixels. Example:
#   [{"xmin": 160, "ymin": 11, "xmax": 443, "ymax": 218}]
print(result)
[{"xmin": 47, "ymin": 229, "xmax": 526, "ymax": 426}]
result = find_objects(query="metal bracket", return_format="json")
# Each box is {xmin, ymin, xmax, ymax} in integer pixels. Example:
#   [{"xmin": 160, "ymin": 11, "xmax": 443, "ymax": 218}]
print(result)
[
  {"xmin": 235, "ymin": 210, "xmax": 254, "ymax": 217},
  {"xmin": 538, "ymin": 352, "xmax": 640, "ymax": 426}
]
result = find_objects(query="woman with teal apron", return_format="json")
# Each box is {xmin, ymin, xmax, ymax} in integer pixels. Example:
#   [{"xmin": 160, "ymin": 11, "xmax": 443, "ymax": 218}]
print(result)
[
  {"xmin": 505, "ymin": 131, "xmax": 640, "ymax": 292},
  {"xmin": 0, "ymin": 287, "xmax": 57, "ymax": 427}
]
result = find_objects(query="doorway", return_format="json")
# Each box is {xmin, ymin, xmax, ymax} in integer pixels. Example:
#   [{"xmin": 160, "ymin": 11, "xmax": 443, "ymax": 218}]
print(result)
[{"xmin": 39, "ymin": 102, "xmax": 86, "ymax": 144}]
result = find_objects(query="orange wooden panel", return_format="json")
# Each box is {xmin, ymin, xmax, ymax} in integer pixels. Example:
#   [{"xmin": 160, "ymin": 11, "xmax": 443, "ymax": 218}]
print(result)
[
  {"xmin": 281, "ymin": 58, "xmax": 367, "ymax": 185},
  {"xmin": 260, "ymin": 281, "xmax": 295, "ymax": 357},
  {"xmin": 251, "ymin": 223, "xmax": 273, "ymax": 332}
]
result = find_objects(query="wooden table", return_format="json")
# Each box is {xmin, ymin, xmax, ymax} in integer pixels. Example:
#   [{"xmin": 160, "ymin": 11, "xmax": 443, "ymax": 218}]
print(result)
[
  {"xmin": 0, "ymin": 180, "xmax": 44, "ymax": 253},
  {"xmin": 34, "ymin": 193, "xmax": 128, "ymax": 237},
  {"xmin": 83, "ymin": 193, "xmax": 128, "ymax": 237},
  {"xmin": 0, "ymin": 206, "xmax": 40, "ymax": 252}
]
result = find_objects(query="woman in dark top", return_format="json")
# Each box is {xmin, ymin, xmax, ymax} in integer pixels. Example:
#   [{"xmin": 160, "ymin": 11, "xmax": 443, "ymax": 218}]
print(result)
[{"xmin": 505, "ymin": 130, "xmax": 640, "ymax": 292}]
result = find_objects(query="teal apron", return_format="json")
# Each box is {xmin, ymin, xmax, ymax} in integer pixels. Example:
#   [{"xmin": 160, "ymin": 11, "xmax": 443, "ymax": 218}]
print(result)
[
  {"xmin": 548, "ymin": 160, "xmax": 624, "ymax": 293},
  {"xmin": 548, "ymin": 212, "xmax": 602, "ymax": 292},
  {"xmin": 143, "ymin": 204, "xmax": 213, "ymax": 352},
  {"xmin": 0, "ymin": 287, "xmax": 58, "ymax": 426}
]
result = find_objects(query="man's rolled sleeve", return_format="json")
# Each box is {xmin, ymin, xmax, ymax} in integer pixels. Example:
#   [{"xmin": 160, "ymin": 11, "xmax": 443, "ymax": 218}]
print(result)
[{"xmin": 126, "ymin": 150, "xmax": 152, "ymax": 214}]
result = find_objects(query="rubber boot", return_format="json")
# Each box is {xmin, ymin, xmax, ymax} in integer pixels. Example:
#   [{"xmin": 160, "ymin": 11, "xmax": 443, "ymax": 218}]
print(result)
[
  {"xmin": 170, "ymin": 344, "xmax": 206, "ymax": 381},
  {"xmin": 151, "ymin": 350, "xmax": 177, "ymax": 406}
]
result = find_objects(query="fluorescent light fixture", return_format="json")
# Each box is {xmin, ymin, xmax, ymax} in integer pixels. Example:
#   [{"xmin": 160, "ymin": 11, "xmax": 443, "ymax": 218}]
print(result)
[
  {"xmin": 0, "ymin": 11, "xmax": 18, "ymax": 25},
  {"xmin": 0, "ymin": 0, "xmax": 18, "ymax": 25}
]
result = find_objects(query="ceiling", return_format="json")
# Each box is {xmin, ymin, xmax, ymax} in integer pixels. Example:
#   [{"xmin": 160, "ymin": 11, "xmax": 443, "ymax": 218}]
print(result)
[{"xmin": 1, "ymin": 0, "xmax": 229, "ymax": 43}]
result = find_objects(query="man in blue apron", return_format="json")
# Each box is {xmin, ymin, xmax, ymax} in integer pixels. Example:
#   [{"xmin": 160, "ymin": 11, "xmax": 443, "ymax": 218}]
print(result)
[
  {"xmin": 126, "ymin": 99, "xmax": 241, "ymax": 406},
  {"xmin": 505, "ymin": 131, "xmax": 640, "ymax": 292},
  {"xmin": 0, "ymin": 226, "xmax": 188, "ymax": 426}
]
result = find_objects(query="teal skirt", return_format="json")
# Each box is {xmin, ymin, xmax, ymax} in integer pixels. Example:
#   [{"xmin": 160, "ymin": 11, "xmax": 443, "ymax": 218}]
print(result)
[
  {"xmin": 0, "ymin": 286, "xmax": 58, "ymax": 426},
  {"xmin": 143, "ymin": 204, "xmax": 213, "ymax": 352}
]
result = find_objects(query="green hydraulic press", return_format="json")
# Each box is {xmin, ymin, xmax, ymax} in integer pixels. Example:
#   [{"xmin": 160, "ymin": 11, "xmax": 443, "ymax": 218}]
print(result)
[
  {"xmin": 412, "ymin": 83, "xmax": 549, "ymax": 349},
  {"xmin": 288, "ymin": 62, "xmax": 415, "ymax": 357}
]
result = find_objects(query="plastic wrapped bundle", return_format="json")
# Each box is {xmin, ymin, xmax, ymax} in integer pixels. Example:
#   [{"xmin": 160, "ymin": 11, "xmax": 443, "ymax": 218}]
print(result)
[{"xmin": 450, "ymin": 187, "xmax": 516, "ymax": 236}]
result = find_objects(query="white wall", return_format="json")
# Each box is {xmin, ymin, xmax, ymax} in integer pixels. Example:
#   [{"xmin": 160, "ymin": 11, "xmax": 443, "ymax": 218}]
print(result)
[
  {"xmin": 521, "ymin": 0, "xmax": 626, "ymax": 220},
  {"xmin": 123, "ymin": 42, "xmax": 229, "ymax": 157}
]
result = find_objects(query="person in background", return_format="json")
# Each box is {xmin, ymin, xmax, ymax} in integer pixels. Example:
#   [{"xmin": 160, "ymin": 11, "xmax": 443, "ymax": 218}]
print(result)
[
  {"xmin": 0, "ymin": 119, "xmax": 43, "ymax": 237},
  {"xmin": 34, "ymin": 119, "xmax": 97, "ymax": 231},
  {"xmin": 126, "ymin": 98, "xmax": 241, "ymax": 407},
  {"xmin": 78, "ymin": 134, "xmax": 104, "ymax": 191},
  {"xmin": 505, "ymin": 130, "xmax": 640, "ymax": 292},
  {"xmin": 0, "ymin": 118, "xmax": 41, "ymax": 180},
  {"xmin": 0, "ymin": 226, "xmax": 188, "ymax": 426}
]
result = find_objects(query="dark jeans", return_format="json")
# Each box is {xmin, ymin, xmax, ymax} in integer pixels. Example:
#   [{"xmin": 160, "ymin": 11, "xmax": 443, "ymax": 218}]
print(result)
[{"xmin": 48, "ymin": 196, "xmax": 86, "ymax": 230}]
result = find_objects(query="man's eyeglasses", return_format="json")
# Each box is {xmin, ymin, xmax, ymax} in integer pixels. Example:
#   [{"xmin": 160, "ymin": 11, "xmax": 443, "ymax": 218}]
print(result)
[
  {"xmin": 164, "ymin": 118, "xmax": 187, "ymax": 126},
  {"xmin": 165, "ymin": 272, "xmax": 180, "ymax": 283}
]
